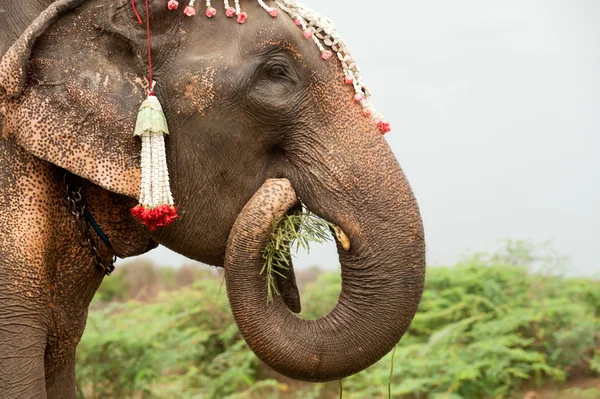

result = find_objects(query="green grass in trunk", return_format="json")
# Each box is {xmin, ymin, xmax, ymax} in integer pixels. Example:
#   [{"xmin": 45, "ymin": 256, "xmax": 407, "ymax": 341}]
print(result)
[{"xmin": 261, "ymin": 208, "xmax": 334, "ymax": 301}]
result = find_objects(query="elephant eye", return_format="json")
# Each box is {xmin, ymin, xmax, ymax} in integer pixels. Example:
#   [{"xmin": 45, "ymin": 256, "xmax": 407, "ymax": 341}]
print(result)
[{"xmin": 268, "ymin": 64, "xmax": 291, "ymax": 81}]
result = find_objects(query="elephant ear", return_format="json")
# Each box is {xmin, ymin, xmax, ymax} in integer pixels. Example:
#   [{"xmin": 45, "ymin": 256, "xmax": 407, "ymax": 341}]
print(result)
[
  {"xmin": 0, "ymin": 0, "xmax": 85, "ymax": 98},
  {"xmin": 0, "ymin": 0, "xmax": 145, "ymax": 198}
]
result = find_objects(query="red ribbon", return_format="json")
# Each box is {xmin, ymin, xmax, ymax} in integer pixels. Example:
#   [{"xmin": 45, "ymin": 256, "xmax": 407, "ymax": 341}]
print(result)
[{"xmin": 131, "ymin": 0, "xmax": 155, "ymax": 95}]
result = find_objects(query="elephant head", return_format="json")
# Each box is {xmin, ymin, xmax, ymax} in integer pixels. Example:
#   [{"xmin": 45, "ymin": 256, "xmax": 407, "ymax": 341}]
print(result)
[{"xmin": 0, "ymin": 0, "xmax": 425, "ymax": 390}]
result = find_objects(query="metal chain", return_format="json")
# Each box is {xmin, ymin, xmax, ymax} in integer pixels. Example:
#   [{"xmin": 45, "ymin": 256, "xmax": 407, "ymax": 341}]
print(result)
[{"xmin": 63, "ymin": 173, "xmax": 116, "ymax": 276}]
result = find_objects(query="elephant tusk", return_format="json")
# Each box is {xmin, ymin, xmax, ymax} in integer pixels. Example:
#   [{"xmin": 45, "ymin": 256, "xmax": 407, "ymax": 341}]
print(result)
[{"xmin": 333, "ymin": 225, "xmax": 351, "ymax": 251}]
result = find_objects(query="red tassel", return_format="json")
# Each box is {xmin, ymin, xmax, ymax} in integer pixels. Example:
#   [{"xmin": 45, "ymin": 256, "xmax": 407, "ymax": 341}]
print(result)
[
  {"xmin": 131, "ymin": 204, "xmax": 178, "ymax": 231},
  {"xmin": 131, "ymin": 204, "xmax": 145, "ymax": 219}
]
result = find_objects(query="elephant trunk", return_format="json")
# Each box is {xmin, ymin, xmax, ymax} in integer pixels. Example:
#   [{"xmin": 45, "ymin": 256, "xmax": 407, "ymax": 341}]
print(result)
[{"xmin": 225, "ymin": 151, "xmax": 425, "ymax": 381}]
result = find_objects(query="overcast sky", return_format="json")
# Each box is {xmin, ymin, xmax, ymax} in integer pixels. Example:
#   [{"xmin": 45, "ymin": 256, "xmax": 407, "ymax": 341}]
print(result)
[{"xmin": 131, "ymin": 0, "xmax": 599, "ymax": 276}]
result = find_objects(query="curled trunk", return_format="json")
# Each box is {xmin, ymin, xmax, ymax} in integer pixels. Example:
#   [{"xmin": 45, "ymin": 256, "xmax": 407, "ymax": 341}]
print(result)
[{"xmin": 225, "ymin": 178, "xmax": 425, "ymax": 382}]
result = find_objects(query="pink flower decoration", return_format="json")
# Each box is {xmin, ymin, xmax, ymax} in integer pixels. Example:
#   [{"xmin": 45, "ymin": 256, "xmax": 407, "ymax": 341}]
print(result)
[
  {"xmin": 377, "ymin": 120, "xmax": 391, "ymax": 134},
  {"xmin": 344, "ymin": 75, "xmax": 354, "ymax": 85},
  {"xmin": 363, "ymin": 108, "xmax": 373, "ymax": 117},
  {"xmin": 354, "ymin": 93, "xmax": 365, "ymax": 102},
  {"xmin": 167, "ymin": 0, "xmax": 179, "ymax": 10},
  {"xmin": 303, "ymin": 30, "xmax": 313, "ymax": 39},
  {"xmin": 183, "ymin": 5, "xmax": 196, "ymax": 16},
  {"xmin": 269, "ymin": 9, "xmax": 279, "ymax": 17},
  {"xmin": 294, "ymin": 17, "xmax": 302, "ymax": 26},
  {"xmin": 205, "ymin": 6, "xmax": 216, "ymax": 18},
  {"xmin": 237, "ymin": 12, "xmax": 247, "ymax": 24},
  {"xmin": 321, "ymin": 50, "xmax": 333, "ymax": 60},
  {"xmin": 226, "ymin": 7, "xmax": 236, "ymax": 17}
]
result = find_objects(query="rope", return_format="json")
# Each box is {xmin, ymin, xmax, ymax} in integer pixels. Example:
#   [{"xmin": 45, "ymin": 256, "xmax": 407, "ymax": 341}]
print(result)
[{"xmin": 131, "ymin": 0, "xmax": 155, "ymax": 95}]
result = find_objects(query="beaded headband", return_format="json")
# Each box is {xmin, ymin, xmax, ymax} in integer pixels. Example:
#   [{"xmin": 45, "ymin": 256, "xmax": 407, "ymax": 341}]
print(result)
[{"xmin": 130, "ymin": 0, "xmax": 391, "ymax": 230}]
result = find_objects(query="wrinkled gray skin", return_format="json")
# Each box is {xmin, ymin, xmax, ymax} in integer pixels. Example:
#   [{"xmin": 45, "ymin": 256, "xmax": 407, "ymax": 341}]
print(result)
[{"xmin": 0, "ymin": 0, "xmax": 426, "ymax": 397}]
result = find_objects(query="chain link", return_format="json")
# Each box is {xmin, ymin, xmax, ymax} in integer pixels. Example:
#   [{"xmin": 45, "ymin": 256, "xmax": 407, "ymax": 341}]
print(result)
[{"xmin": 64, "ymin": 173, "xmax": 116, "ymax": 276}]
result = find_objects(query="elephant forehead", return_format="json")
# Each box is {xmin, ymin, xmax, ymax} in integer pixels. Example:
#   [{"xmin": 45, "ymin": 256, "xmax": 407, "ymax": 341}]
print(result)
[
  {"xmin": 166, "ymin": 0, "xmax": 388, "ymax": 132},
  {"xmin": 178, "ymin": 68, "xmax": 216, "ymax": 117}
]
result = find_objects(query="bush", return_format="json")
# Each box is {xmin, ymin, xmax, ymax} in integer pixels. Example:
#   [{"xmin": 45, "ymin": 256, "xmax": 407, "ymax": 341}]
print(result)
[
  {"xmin": 78, "ymin": 274, "xmax": 270, "ymax": 399},
  {"xmin": 343, "ymin": 260, "xmax": 599, "ymax": 399},
  {"xmin": 77, "ymin": 246, "xmax": 599, "ymax": 398}
]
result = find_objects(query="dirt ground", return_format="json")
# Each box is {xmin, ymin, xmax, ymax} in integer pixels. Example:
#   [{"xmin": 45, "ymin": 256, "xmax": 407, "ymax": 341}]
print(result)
[
  {"xmin": 518, "ymin": 376, "xmax": 600, "ymax": 399},
  {"xmin": 259, "ymin": 363, "xmax": 600, "ymax": 399}
]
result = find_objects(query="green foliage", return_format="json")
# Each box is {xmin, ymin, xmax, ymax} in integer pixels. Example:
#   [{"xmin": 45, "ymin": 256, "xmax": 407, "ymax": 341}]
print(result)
[
  {"xmin": 342, "ymin": 259, "xmax": 599, "ymax": 399},
  {"xmin": 93, "ymin": 272, "xmax": 127, "ymax": 303},
  {"xmin": 78, "ymin": 274, "xmax": 269, "ymax": 399},
  {"xmin": 77, "ymin": 244, "xmax": 599, "ymax": 398},
  {"xmin": 299, "ymin": 272, "xmax": 341, "ymax": 320},
  {"xmin": 93, "ymin": 262, "xmax": 209, "ymax": 305},
  {"xmin": 261, "ymin": 209, "xmax": 333, "ymax": 301}
]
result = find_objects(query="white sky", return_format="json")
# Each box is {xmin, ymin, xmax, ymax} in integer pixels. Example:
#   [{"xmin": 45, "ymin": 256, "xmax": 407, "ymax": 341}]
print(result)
[{"xmin": 130, "ymin": 0, "xmax": 600, "ymax": 276}]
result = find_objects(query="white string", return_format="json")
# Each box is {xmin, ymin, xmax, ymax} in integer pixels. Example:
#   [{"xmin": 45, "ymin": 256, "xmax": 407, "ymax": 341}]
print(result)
[
  {"xmin": 256, "ymin": 0, "xmax": 272, "ymax": 12},
  {"xmin": 139, "ymin": 133, "xmax": 152, "ymax": 206},
  {"xmin": 150, "ymin": 133, "xmax": 162, "ymax": 207}
]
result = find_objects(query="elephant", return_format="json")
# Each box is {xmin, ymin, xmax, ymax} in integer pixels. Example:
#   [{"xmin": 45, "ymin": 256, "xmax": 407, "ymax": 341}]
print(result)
[{"xmin": 0, "ymin": 0, "xmax": 426, "ymax": 397}]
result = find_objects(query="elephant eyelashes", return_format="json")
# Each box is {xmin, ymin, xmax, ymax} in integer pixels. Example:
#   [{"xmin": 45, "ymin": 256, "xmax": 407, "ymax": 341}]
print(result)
[
  {"xmin": 161, "ymin": 0, "xmax": 392, "ymax": 134},
  {"xmin": 267, "ymin": 64, "xmax": 292, "ymax": 81}
]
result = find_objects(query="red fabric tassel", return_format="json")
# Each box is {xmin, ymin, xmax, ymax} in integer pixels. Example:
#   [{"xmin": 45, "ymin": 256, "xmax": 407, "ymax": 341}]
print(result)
[{"xmin": 131, "ymin": 204, "xmax": 179, "ymax": 231}]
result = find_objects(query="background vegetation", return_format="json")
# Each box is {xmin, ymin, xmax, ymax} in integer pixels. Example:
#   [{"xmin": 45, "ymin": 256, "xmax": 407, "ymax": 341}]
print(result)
[{"xmin": 76, "ymin": 242, "xmax": 599, "ymax": 398}]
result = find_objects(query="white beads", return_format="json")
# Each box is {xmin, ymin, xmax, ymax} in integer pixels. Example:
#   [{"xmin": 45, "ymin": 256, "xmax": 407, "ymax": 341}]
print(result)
[
  {"xmin": 274, "ymin": 0, "xmax": 384, "ymax": 124},
  {"xmin": 138, "ymin": 131, "xmax": 174, "ymax": 208},
  {"xmin": 257, "ymin": 0, "xmax": 270, "ymax": 11},
  {"xmin": 139, "ymin": 133, "xmax": 152, "ymax": 206}
]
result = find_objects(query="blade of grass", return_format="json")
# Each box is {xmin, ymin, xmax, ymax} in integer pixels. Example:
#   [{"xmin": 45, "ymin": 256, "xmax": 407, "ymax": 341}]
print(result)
[
  {"xmin": 388, "ymin": 345, "xmax": 397, "ymax": 399},
  {"xmin": 261, "ymin": 208, "xmax": 334, "ymax": 301}
]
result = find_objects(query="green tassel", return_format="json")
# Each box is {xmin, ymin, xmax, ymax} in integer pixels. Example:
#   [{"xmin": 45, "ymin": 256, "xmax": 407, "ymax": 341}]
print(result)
[{"xmin": 134, "ymin": 95, "xmax": 169, "ymax": 137}]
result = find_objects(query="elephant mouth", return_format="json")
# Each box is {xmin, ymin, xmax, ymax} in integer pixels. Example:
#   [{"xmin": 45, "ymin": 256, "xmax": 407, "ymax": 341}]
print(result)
[{"xmin": 223, "ymin": 178, "xmax": 426, "ymax": 382}]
